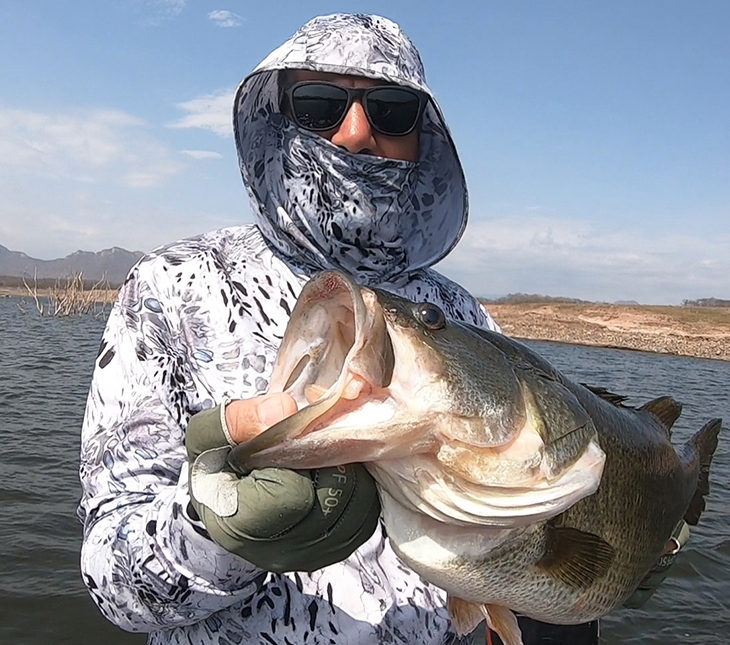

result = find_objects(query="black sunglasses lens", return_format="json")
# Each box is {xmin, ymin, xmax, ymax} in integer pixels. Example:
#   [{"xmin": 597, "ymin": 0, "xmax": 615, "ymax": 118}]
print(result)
[
  {"xmin": 290, "ymin": 84, "xmax": 349, "ymax": 131},
  {"xmin": 365, "ymin": 88, "xmax": 422, "ymax": 135}
]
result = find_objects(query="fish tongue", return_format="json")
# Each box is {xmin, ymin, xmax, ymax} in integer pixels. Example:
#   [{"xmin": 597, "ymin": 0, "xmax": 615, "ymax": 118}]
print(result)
[
  {"xmin": 304, "ymin": 383, "xmax": 328, "ymax": 403},
  {"xmin": 447, "ymin": 597, "xmax": 523, "ymax": 645},
  {"xmin": 303, "ymin": 374, "xmax": 370, "ymax": 406}
]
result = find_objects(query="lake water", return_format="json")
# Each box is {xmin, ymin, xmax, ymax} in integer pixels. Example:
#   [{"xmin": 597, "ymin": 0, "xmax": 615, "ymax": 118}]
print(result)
[{"xmin": 0, "ymin": 297, "xmax": 727, "ymax": 644}]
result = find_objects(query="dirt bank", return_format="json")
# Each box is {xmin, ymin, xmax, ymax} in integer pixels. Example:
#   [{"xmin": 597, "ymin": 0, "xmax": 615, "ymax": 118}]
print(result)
[
  {"xmin": 0, "ymin": 286, "xmax": 117, "ymax": 302},
  {"xmin": 484, "ymin": 302, "xmax": 730, "ymax": 362}
]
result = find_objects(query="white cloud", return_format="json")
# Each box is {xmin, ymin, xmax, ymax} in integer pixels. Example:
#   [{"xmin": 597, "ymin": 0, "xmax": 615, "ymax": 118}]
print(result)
[
  {"xmin": 0, "ymin": 106, "xmax": 185, "ymax": 188},
  {"xmin": 0, "ymin": 171, "xmax": 243, "ymax": 260},
  {"xmin": 168, "ymin": 89, "xmax": 235, "ymax": 137},
  {"xmin": 135, "ymin": 0, "xmax": 186, "ymax": 25},
  {"xmin": 208, "ymin": 10, "xmax": 243, "ymax": 27},
  {"xmin": 437, "ymin": 215, "xmax": 730, "ymax": 304},
  {"xmin": 158, "ymin": 0, "xmax": 185, "ymax": 14},
  {"xmin": 181, "ymin": 149, "xmax": 223, "ymax": 160}
]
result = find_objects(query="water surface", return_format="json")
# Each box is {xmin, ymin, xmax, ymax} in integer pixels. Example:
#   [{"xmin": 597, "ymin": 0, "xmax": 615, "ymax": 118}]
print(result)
[{"xmin": 0, "ymin": 299, "xmax": 727, "ymax": 644}]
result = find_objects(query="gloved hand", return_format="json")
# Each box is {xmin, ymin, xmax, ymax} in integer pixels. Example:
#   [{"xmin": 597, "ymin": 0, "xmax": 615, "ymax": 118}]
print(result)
[
  {"xmin": 186, "ymin": 395, "xmax": 381, "ymax": 573},
  {"xmin": 623, "ymin": 520, "xmax": 690, "ymax": 609}
]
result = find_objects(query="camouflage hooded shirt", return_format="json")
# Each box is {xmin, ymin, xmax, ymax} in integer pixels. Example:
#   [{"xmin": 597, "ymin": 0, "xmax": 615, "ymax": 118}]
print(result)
[{"xmin": 78, "ymin": 13, "xmax": 497, "ymax": 645}]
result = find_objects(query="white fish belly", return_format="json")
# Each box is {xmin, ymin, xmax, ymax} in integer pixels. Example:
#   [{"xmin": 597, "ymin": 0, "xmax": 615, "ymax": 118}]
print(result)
[{"xmin": 380, "ymin": 491, "xmax": 606, "ymax": 624}]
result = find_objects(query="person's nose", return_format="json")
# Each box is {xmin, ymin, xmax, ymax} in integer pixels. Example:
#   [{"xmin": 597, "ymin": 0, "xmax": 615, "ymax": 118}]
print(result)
[{"xmin": 330, "ymin": 100, "xmax": 377, "ymax": 154}]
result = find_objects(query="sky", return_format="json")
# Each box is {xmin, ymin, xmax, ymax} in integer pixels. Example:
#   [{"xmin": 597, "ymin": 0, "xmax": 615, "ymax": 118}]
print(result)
[{"xmin": 0, "ymin": 0, "xmax": 728, "ymax": 304}]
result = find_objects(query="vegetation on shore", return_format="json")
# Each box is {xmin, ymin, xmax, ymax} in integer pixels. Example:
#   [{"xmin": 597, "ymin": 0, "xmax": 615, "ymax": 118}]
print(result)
[
  {"xmin": 483, "ymin": 293, "xmax": 593, "ymax": 305},
  {"xmin": 8, "ymin": 272, "xmax": 117, "ymax": 317},
  {"xmin": 682, "ymin": 297, "xmax": 730, "ymax": 307},
  {"xmin": 2, "ymin": 273, "xmax": 728, "ymax": 362},
  {"xmin": 485, "ymin": 292, "xmax": 730, "ymax": 308}
]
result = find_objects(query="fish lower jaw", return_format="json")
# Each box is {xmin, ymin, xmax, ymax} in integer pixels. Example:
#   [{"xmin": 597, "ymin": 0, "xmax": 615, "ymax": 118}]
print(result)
[
  {"xmin": 298, "ymin": 386, "xmax": 444, "ymax": 446},
  {"xmin": 384, "ymin": 497, "xmax": 513, "ymax": 554}
]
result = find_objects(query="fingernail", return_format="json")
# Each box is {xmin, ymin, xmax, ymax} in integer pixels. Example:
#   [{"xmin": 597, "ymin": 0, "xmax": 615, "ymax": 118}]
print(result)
[{"xmin": 257, "ymin": 394, "xmax": 287, "ymax": 427}]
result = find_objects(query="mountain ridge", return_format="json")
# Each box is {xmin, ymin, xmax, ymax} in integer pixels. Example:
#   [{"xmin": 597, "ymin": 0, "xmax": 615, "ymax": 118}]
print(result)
[{"xmin": 0, "ymin": 243, "xmax": 144, "ymax": 285}]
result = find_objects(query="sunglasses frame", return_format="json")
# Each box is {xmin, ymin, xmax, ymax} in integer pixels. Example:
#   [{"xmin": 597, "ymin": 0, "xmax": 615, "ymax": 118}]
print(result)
[{"xmin": 281, "ymin": 81, "xmax": 428, "ymax": 137}]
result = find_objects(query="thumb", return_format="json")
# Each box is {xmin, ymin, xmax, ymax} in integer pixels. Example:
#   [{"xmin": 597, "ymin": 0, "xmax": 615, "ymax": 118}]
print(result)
[{"xmin": 226, "ymin": 392, "xmax": 298, "ymax": 444}]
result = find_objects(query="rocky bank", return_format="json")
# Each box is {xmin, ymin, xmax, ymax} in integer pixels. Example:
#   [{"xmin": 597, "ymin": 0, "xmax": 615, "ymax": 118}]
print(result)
[{"xmin": 484, "ymin": 302, "xmax": 730, "ymax": 362}]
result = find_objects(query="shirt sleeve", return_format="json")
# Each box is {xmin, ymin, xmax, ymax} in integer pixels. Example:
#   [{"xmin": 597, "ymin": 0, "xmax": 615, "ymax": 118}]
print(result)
[
  {"xmin": 78, "ymin": 265, "xmax": 262, "ymax": 633},
  {"xmin": 427, "ymin": 269, "xmax": 502, "ymax": 333},
  {"xmin": 476, "ymin": 302, "xmax": 502, "ymax": 334}
]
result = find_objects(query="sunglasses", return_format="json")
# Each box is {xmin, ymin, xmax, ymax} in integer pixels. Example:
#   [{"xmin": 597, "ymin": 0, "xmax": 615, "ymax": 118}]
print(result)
[{"xmin": 281, "ymin": 81, "xmax": 427, "ymax": 137}]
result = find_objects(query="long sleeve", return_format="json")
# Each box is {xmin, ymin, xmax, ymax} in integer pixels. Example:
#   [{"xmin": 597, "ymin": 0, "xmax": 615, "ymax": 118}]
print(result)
[
  {"xmin": 75, "ymin": 228, "xmax": 485, "ymax": 645},
  {"xmin": 78, "ymin": 268, "xmax": 262, "ymax": 633}
]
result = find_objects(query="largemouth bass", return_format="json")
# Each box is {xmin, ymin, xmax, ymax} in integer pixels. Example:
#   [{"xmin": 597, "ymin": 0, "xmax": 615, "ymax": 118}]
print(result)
[{"xmin": 229, "ymin": 271, "xmax": 721, "ymax": 645}]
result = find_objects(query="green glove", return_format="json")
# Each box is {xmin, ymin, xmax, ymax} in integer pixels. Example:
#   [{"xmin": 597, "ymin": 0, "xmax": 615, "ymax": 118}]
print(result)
[{"xmin": 186, "ymin": 403, "xmax": 381, "ymax": 573}]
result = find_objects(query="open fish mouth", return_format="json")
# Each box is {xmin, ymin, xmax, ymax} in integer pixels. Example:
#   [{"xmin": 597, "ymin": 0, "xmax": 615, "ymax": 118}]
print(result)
[
  {"xmin": 228, "ymin": 271, "xmax": 419, "ymax": 467},
  {"xmin": 229, "ymin": 270, "xmax": 606, "ymax": 528}
]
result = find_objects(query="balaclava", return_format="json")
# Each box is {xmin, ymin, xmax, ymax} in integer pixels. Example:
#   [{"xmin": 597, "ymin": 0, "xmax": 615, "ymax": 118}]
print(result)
[{"xmin": 234, "ymin": 13, "xmax": 468, "ymax": 289}]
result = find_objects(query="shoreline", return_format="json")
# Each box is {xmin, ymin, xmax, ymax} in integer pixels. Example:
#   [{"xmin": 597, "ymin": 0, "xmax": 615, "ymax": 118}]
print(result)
[
  {"xmin": 3, "ymin": 289, "xmax": 728, "ymax": 362},
  {"xmin": 0, "ymin": 286, "xmax": 118, "ymax": 302},
  {"xmin": 483, "ymin": 302, "xmax": 730, "ymax": 362}
]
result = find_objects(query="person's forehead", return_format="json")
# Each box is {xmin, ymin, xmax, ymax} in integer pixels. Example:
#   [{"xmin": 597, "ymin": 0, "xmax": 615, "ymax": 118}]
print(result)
[{"xmin": 286, "ymin": 69, "xmax": 386, "ymax": 88}]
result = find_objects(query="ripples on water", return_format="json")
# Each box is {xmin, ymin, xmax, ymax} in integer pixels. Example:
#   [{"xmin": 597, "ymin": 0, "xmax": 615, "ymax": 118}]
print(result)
[
  {"xmin": 0, "ymin": 298, "xmax": 145, "ymax": 644},
  {"xmin": 0, "ymin": 299, "xmax": 727, "ymax": 644}
]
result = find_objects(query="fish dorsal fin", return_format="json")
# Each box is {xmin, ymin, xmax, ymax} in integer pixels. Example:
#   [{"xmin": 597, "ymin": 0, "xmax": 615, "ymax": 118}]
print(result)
[
  {"xmin": 536, "ymin": 526, "xmax": 616, "ymax": 589},
  {"xmin": 640, "ymin": 396, "xmax": 682, "ymax": 434},
  {"xmin": 581, "ymin": 383, "xmax": 629, "ymax": 406}
]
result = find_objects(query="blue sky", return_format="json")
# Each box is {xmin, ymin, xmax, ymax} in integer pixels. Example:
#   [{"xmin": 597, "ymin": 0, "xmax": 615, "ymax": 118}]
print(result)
[{"xmin": 1, "ymin": 0, "xmax": 728, "ymax": 303}]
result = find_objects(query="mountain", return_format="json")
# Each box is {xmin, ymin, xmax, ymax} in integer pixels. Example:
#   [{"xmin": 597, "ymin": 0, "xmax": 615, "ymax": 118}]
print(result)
[
  {"xmin": 0, "ymin": 244, "xmax": 144, "ymax": 285},
  {"xmin": 682, "ymin": 297, "xmax": 730, "ymax": 307},
  {"xmin": 481, "ymin": 292, "xmax": 593, "ymax": 305}
]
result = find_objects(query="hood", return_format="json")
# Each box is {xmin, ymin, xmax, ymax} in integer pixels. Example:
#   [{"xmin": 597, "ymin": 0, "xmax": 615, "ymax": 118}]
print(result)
[{"xmin": 233, "ymin": 13, "xmax": 468, "ymax": 288}]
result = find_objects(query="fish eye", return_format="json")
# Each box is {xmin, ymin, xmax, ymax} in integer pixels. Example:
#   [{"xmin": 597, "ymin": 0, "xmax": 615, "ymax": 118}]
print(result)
[{"xmin": 416, "ymin": 303, "xmax": 446, "ymax": 330}]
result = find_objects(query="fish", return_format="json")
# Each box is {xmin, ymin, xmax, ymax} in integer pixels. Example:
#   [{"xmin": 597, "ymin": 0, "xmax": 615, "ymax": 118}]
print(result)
[{"xmin": 228, "ymin": 270, "xmax": 721, "ymax": 645}]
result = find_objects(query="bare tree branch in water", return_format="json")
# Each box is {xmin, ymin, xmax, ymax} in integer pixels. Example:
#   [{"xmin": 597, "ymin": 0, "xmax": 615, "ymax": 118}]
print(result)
[{"xmin": 19, "ymin": 271, "xmax": 116, "ymax": 317}]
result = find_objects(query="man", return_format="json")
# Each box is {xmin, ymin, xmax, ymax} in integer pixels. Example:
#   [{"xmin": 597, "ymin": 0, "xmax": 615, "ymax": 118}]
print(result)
[{"xmin": 78, "ymin": 13, "xmax": 673, "ymax": 645}]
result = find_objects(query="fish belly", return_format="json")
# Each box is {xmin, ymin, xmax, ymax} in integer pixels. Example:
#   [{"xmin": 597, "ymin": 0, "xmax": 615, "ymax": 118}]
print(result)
[{"xmin": 380, "ymin": 491, "xmax": 613, "ymax": 625}]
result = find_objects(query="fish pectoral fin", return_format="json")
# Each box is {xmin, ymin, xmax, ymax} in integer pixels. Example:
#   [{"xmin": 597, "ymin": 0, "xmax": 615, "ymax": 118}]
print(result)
[
  {"xmin": 536, "ymin": 526, "xmax": 615, "ymax": 589},
  {"xmin": 446, "ymin": 597, "xmax": 524, "ymax": 645}
]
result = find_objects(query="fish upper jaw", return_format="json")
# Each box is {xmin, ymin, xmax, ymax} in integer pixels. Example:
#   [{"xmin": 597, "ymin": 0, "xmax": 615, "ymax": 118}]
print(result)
[{"xmin": 268, "ymin": 271, "xmax": 393, "ymax": 407}]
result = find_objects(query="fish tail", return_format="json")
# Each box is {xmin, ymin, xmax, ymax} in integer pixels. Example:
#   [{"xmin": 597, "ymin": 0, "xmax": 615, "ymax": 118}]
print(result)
[{"xmin": 682, "ymin": 418, "xmax": 721, "ymax": 525}]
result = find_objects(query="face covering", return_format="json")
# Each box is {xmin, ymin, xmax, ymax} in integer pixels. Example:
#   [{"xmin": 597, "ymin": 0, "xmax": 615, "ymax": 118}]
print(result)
[{"xmin": 255, "ymin": 114, "xmax": 423, "ymax": 284}]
